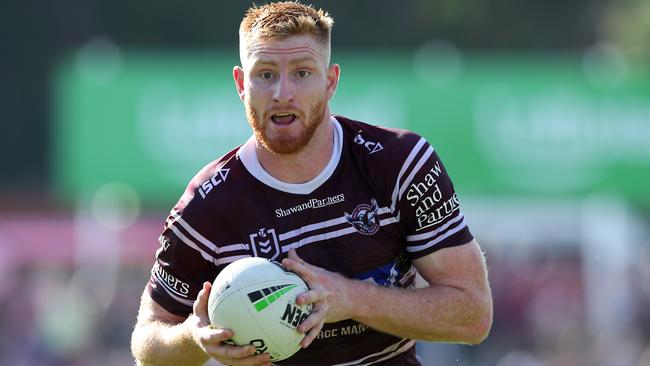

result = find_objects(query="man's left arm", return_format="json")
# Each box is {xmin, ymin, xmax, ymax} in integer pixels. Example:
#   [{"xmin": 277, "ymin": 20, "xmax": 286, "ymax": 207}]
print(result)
[{"xmin": 283, "ymin": 239, "xmax": 493, "ymax": 348}]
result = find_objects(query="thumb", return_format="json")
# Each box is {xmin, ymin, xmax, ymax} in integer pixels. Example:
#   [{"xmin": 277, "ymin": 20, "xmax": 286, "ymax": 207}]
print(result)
[
  {"xmin": 288, "ymin": 248, "xmax": 302, "ymax": 261},
  {"xmin": 193, "ymin": 281, "xmax": 212, "ymax": 324}
]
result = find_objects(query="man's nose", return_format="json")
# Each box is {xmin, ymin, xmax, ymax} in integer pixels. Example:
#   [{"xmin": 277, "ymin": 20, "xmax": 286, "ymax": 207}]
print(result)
[{"xmin": 273, "ymin": 74, "xmax": 294, "ymax": 104}]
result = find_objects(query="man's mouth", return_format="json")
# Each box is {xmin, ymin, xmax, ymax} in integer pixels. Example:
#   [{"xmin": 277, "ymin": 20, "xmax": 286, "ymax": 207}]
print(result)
[{"xmin": 271, "ymin": 112, "xmax": 297, "ymax": 125}]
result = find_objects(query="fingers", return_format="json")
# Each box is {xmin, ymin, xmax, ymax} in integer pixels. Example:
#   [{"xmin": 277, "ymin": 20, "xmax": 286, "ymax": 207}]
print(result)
[
  {"xmin": 203, "ymin": 342, "xmax": 255, "ymax": 359},
  {"xmin": 191, "ymin": 282, "xmax": 272, "ymax": 365},
  {"xmin": 197, "ymin": 327, "xmax": 272, "ymax": 365},
  {"xmin": 295, "ymin": 288, "xmax": 324, "ymax": 306},
  {"xmin": 287, "ymin": 248, "xmax": 302, "ymax": 261},
  {"xmin": 297, "ymin": 301, "xmax": 325, "ymax": 334},
  {"xmin": 283, "ymin": 249, "xmax": 303, "ymax": 270},
  {"xmin": 297, "ymin": 299, "xmax": 326, "ymax": 349},
  {"xmin": 218, "ymin": 353, "xmax": 272, "ymax": 366},
  {"xmin": 301, "ymin": 318, "xmax": 324, "ymax": 348},
  {"xmin": 282, "ymin": 250, "xmax": 351, "ymax": 349},
  {"xmin": 282, "ymin": 250, "xmax": 315, "ymax": 282},
  {"xmin": 198, "ymin": 326, "xmax": 233, "ymax": 344}
]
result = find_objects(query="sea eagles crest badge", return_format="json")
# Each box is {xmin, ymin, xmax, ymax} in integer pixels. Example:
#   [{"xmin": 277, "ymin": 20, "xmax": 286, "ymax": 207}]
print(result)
[
  {"xmin": 345, "ymin": 198, "xmax": 380, "ymax": 235},
  {"xmin": 249, "ymin": 227, "xmax": 281, "ymax": 260}
]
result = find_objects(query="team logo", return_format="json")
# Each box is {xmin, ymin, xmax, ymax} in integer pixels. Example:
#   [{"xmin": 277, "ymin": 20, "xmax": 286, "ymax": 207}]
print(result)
[
  {"xmin": 345, "ymin": 198, "xmax": 380, "ymax": 235},
  {"xmin": 249, "ymin": 227, "xmax": 281, "ymax": 260}
]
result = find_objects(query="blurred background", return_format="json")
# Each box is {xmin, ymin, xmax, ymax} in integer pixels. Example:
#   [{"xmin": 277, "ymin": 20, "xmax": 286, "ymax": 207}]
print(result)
[{"xmin": 2, "ymin": 0, "xmax": 650, "ymax": 365}]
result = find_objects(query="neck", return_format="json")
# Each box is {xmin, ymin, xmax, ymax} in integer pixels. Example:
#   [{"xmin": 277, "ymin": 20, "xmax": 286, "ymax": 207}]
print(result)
[{"xmin": 255, "ymin": 115, "xmax": 334, "ymax": 184}]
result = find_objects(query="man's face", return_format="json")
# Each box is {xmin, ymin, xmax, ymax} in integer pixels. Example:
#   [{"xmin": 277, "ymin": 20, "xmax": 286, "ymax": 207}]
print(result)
[{"xmin": 234, "ymin": 34, "xmax": 339, "ymax": 155}]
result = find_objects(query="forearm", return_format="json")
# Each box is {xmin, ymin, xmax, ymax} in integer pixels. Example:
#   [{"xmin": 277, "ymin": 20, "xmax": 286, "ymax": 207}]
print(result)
[
  {"xmin": 347, "ymin": 280, "xmax": 492, "ymax": 344},
  {"xmin": 131, "ymin": 316, "xmax": 210, "ymax": 366}
]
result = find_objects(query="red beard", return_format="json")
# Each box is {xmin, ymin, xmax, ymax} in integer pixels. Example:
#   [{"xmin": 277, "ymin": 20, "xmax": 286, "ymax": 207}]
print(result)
[{"xmin": 247, "ymin": 99, "xmax": 327, "ymax": 155}]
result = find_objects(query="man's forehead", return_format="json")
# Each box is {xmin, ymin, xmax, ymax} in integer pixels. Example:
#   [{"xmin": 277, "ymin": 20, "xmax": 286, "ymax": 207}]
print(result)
[
  {"xmin": 242, "ymin": 35, "xmax": 329, "ymax": 65},
  {"xmin": 250, "ymin": 45, "xmax": 320, "ymax": 59}
]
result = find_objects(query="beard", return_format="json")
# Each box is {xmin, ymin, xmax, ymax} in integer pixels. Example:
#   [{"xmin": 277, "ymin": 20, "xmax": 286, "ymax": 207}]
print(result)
[{"xmin": 246, "ymin": 99, "xmax": 327, "ymax": 155}]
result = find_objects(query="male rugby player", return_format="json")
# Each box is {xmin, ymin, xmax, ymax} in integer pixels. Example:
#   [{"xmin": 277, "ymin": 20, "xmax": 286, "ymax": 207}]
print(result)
[{"xmin": 131, "ymin": 2, "xmax": 492, "ymax": 365}]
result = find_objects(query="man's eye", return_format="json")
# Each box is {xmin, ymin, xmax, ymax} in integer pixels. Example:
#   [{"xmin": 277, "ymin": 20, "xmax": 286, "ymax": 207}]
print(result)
[
  {"xmin": 297, "ymin": 70, "xmax": 311, "ymax": 78},
  {"xmin": 260, "ymin": 72, "xmax": 273, "ymax": 80}
]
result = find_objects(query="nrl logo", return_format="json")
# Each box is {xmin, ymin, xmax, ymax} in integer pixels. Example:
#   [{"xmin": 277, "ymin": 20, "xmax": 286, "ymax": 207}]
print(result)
[
  {"xmin": 249, "ymin": 228, "xmax": 281, "ymax": 260},
  {"xmin": 345, "ymin": 198, "xmax": 380, "ymax": 235}
]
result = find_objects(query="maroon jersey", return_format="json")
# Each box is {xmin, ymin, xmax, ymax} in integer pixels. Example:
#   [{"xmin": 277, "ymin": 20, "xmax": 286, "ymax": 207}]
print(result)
[{"xmin": 147, "ymin": 115, "xmax": 473, "ymax": 365}]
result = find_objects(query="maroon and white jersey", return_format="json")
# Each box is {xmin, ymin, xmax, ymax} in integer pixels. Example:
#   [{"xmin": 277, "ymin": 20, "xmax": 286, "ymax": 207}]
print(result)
[{"xmin": 148, "ymin": 115, "xmax": 473, "ymax": 366}]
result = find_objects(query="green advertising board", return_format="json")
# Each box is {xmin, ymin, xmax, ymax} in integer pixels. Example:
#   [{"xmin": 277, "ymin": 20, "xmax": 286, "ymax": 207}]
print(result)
[{"xmin": 53, "ymin": 49, "xmax": 650, "ymax": 206}]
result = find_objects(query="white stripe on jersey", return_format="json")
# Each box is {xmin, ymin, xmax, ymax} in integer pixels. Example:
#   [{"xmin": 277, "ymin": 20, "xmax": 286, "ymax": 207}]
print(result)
[
  {"xmin": 356, "ymin": 339, "xmax": 417, "ymax": 366},
  {"xmin": 282, "ymin": 226, "xmax": 357, "ymax": 252},
  {"xmin": 172, "ymin": 212, "xmax": 249, "ymax": 254},
  {"xmin": 279, "ymin": 207, "xmax": 394, "ymax": 241},
  {"xmin": 329, "ymin": 338, "xmax": 415, "ymax": 366},
  {"xmin": 406, "ymin": 212, "xmax": 464, "ymax": 242},
  {"xmin": 406, "ymin": 217, "xmax": 467, "ymax": 253},
  {"xmin": 173, "ymin": 213, "xmax": 219, "ymax": 253},
  {"xmin": 279, "ymin": 216, "xmax": 348, "ymax": 241},
  {"xmin": 379, "ymin": 216, "xmax": 398, "ymax": 226},
  {"xmin": 214, "ymin": 254, "xmax": 251, "ymax": 266},
  {"xmin": 280, "ymin": 208, "xmax": 398, "ymax": 252},
  {"xmin": 377, "ymin": 207, "xmax": 393, "ymax": 215},
  {"xmin": 390, "ymin": 137, "xmax": 427, "ymax": 214},
  {"xmin": 169, "ymin": 224, "xmax": 250, "ymax": 266},
  {"xmin": 397, "ymin": 145, "xmax": 434, "ymax": 203},
  {"xmin": 169, "ymin": 225, "xmax": 218, "ymax": 264},
  {"xmin": 169, "ymin": 207, "xmax": 399, "ymax": 264}
]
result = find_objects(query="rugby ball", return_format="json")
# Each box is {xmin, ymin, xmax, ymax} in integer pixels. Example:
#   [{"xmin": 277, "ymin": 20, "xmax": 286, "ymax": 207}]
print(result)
[{"xmin": 207, "ymin": 257, "xmax": 312, "ymax": 361}]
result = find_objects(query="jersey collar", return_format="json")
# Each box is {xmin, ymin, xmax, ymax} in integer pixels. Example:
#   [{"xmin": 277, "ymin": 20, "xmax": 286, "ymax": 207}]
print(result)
[{"xmin": 237, "ymin": 116, "xmax": 343, "ymax": 195}]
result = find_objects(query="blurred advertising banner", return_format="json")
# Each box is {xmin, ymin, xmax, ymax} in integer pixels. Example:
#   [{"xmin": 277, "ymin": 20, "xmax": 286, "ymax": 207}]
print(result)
[{"xmin": 53, "ymin": 49, "xmax": 650, "ymax": 206}]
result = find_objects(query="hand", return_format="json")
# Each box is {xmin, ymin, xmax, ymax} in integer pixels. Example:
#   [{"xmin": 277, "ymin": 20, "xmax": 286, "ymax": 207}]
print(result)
[
  {"xmin": 282, "ymin": 250, "xmax": 354, "ymax": 348},
  {"xmin": 189, "ymin": 282, "xmax": 272, "ymax": 366}
]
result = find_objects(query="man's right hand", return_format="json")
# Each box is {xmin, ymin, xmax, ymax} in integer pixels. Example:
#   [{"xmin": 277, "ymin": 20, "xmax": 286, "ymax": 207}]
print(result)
[{"xmin": 190, "ymin": 282, "xmax": 272, "ymax": 366}]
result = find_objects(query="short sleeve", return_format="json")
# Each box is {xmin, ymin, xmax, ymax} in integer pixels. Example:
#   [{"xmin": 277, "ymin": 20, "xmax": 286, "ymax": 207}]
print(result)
[
  {"xmin": 395, "ymin": 139, "xmax": 473, "ymax": 259},
  {"xmin": 147, "ymin": 207, "xmax": 219, "ymax": 317}
]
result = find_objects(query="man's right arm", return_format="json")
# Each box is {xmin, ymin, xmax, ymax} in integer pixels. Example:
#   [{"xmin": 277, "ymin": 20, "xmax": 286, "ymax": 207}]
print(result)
[
  {"xmin": 131, "ymin": 289, "xmax": 209, "ymax": 366},
  {"xmin": 131, "ymin": 282, "xmax": 272, "ymax": 366}
]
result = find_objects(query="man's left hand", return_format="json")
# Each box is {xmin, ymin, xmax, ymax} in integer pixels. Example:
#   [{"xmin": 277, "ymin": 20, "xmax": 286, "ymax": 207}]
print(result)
[{"xmin": 282, "ymin": 249, "xmax": 355, "ymax": 348}]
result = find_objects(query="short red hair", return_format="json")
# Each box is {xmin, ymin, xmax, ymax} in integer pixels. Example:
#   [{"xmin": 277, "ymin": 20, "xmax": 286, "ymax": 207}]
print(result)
[{"xmin": 239, "ymin": 1, "xmax": 334, "ymax": 61}]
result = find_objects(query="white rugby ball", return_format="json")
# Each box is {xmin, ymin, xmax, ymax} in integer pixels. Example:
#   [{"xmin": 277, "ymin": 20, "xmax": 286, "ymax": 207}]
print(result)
[{"xmin": 207, "ymin": 257, "xmax": 312, "ymax": 361}]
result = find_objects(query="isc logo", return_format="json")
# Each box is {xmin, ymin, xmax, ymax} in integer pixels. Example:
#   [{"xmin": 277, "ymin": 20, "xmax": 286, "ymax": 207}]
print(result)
[
  {"xmin": 281, "ymin": 303, "xmax": 309, "ymax": 328},
  {"xmin": 354, "ymin": 133, "xmax": 383, "ymax": 154},
  {"xmin": 198, "ymin": 168, "xmax": 230, "ymax": 199}
]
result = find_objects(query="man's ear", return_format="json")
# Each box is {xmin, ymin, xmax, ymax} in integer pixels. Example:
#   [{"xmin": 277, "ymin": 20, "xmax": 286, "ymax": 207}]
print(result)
[
  {"xmin": 326, "ymin": 63, "xmax": 340, "ymax": 101},
  {"xmin": 233, "ymin": 66, "xmax": 245, "ymax": 102}
]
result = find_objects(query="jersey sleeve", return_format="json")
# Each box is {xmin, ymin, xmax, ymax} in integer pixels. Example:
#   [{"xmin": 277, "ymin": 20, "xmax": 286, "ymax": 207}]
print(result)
[
  {"xmin": 146, "ymin": 188, "xmax": 220, "ymax": 317},
  {"xmin": 146, "ymin": 226, "xmax": 216, "ymax": 317},
  {"xmin": 392, "ymin": 136, "xmax": 473, "ymax": 259}
]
